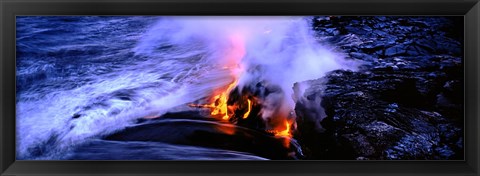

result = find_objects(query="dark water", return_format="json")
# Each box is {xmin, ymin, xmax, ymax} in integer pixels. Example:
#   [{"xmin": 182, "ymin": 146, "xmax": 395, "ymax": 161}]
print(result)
[{"xmin": 67, "ymin": 140, "xmax": 267, "ymax": 160}]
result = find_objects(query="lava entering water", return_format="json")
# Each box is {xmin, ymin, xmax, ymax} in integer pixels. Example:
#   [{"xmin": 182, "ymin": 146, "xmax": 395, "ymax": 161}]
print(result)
[
  {"xmin": 188, "ymin": 32, "xmax": 246, "ymax": 120},
  {"xmin": 189, "ymin": 79, "xmax": 294, "ymax": 141},
  {"xmin": 177, "ymin": 16, "xmax": 357, "ymax": 149},
  {"xmin": 187, "ymin": 31, "xmax": 295, "ymax": 140},
  {"xmin": 189, "ymin": 80, "xmax": 238, "ymax": 120}
]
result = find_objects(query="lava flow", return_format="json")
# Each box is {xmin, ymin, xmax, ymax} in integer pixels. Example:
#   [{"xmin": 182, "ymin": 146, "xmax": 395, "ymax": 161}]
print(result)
[
  {"xmin": 243, "ymin": 99, "xmax": 252, "ymax": 119},
  {"xmin": 189, "ymin": 78, "xmax": 294, "ymax": 143},
  {"xmin": 189, "ymin": 80, "xmax": 238, "ymax": 120},
  {"xmin": 275, "ymin": 120, "xmax": 293, "ymax": 148},
  {"xmin": 188, "ymin": 31, "xmax": 247, "ymax": 120},
  {"xmin": 188, "ymin": 30, "xmax": 294, "ymax": 143},
  {"xmin": 275, "ymin": 121, "xmax": 292, "ymax": 138}
]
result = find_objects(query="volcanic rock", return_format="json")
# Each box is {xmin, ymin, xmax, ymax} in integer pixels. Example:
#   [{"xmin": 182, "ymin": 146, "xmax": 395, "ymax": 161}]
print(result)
[{"xmin": 293, "ymin": 16, "xmax": 464, "ymax": 160}]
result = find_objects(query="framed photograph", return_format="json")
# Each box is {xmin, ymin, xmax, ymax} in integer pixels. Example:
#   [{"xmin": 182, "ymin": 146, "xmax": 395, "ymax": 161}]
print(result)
[{"xmin": 1, "ymin": 0, "xmax": 479, "ymax": 175}]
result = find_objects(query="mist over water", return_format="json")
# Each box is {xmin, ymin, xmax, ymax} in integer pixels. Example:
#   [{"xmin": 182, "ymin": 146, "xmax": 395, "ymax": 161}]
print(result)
[
  {"xmin": 16, "ymin": 16, "xmax": 356, "ymax": 160},
  {"xmin": 137, "ymin": 17, "xmax": 357, "ymax": 91},
  {"xmin": 136, "ymin": 17, "xmax": 358, "ymax": 123}
]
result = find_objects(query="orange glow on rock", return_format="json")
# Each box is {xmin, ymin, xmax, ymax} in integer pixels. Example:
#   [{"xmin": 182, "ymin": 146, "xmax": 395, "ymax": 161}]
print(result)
[{"xmin": 214, "ymin": 124, "xmax": 236, "ymax": 135}]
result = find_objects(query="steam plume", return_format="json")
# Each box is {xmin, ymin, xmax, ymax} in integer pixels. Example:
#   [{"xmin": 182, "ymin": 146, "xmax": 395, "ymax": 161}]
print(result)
[{"xmin": 135, "ymin": 16, "xmax": 358, "ymax": 127}]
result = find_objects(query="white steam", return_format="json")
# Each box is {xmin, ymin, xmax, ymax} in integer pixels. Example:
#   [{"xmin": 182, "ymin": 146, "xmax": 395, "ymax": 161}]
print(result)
[{"xmin": 136, "ymin": 16, "xmax": 357, "ymax": 111}]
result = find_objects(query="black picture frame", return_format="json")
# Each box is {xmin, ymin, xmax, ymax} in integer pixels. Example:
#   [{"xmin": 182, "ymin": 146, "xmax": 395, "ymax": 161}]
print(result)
[{"xmin": 1, "ymin": 0, "xmax": 479, "ymax": 175}]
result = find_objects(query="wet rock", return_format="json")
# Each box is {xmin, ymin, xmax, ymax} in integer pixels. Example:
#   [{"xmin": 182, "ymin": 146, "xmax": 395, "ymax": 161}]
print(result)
[
  {"xmin": 385, "ymin": 45, "xmax": 407, "ymax": 57},
  {"xmin": 105, "ymin": 115, "xmax": 300, "ymax": 160},
  {"xmin": 292, "ymin": 16, "xmax": 464, "ymax": 160},
  {"xmin": 294, "ymin": 66, "xmax": 462, "ymax": 160}
]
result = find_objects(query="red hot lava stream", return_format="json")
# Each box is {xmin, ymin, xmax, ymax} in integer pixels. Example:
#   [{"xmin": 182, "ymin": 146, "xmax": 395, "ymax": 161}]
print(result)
[{"xmin": 188, "ymin": 31, "xmax": 294, "ymax": 148}]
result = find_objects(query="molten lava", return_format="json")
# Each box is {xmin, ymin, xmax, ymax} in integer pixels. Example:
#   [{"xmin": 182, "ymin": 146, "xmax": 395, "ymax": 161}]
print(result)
[
  {"xmin": 211, "ymin": 80, "xmax": 238, "ymax": 120},
  {"xmin": 274, "ymin": 121, "xmax": 292, "ymax": 138},
  {"xmin": 243, "ymin": 99, "xmax": 252, "ymax": 119},
  {"xmin": 189, "ymin": 80, "xmax": 238, "ymax": 120},
  {"xmin": 273, "ymin": 120, "xmax": 294, "ymax": 148},
  {"xmin": 188, "ymin": 32, "xmax": 247, "ymax": 120},
  {"xmin": 188, "ymin": 30, "xmax": 295, "ymax": 150}
]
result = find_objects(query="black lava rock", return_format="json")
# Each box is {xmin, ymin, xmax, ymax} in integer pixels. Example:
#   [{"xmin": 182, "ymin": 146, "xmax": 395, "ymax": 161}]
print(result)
[{"xmin": 294, "ymin": 16, "xmax": 463, "ymax": 160}]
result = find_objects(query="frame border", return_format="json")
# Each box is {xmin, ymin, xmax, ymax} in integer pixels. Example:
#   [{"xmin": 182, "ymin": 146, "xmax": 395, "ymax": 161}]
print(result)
[{"xmin": 1, "ymin": 0, "xmax": 479, "ymax": 175}]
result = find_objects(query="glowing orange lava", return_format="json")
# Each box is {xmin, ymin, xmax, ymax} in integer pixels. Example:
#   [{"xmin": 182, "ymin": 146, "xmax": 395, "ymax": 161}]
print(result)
[
  {"xmin": 187, "ymin": 30, "xmax": 297, "ymax": 150},
  {"xmin": 189, "ymin": 80, "xmax": 238, "ymax": 120},
  {"xmin": 273, "ymin": 120, "xmax": 294, "ymax": 148},
  {"xmin": 211, "ymin": 80, "xmax": 238, "ymax": 120},
  {"xmin": 242, "ymin": 99, "xmax": 252, "ymax": 119},
  {"xmin": 275, "ymin": 120, "xmax": 292, "ymax": 138},
  {"xmin": 188, "ymin": 32, "xmax": 247, "ymax": 121}
]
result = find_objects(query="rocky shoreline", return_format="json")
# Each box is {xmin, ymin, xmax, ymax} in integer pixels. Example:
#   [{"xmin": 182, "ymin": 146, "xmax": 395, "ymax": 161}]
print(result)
[{"xmin": 293, "ymin": 16, "xmax": 463, "ymax": 160}]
